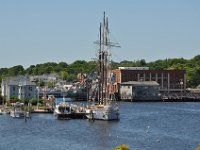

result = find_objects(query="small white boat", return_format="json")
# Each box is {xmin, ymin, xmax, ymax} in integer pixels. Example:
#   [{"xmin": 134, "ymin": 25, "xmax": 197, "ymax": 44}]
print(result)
[
  {"xmin": 10, "ymin": 102, "xmax": 25, "ymax": 118},
  {"xmin": 0, "ymin": 109, "xmax": 9, "ymax": 115},
  {"xmin": 54, "ymin": 102, "xmax": 72, "ymax": 119},
  {"xmin": 54, "ymin": 101, "xmax": 88, "ymax": 119}
]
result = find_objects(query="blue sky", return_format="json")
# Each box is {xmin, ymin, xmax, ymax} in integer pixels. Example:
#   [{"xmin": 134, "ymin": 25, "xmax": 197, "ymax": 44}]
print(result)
[{"xmin": 0, "ymin": 0, "xmax": 200, "ymax": 68}]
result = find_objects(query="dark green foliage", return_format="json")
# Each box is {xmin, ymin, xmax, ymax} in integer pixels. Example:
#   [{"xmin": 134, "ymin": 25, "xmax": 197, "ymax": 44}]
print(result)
[
  {"xmin": 187, "ymin": 69, "xmax": 200, "ymax": 87},
  {"xmin": 0, "ymin": 68, "xmax": 8, "ymax": 75},
  {"xmin": 38, "ymin": 80, "xmax": 45, "ymax": 87},
  {"xmin": 29, "ymin": 98, "xmax": 43, "ymax": 106},
  {"xmin": 10, "ymin": 96, "xmax": 23, "ymax": 103},
  {"xmin": 48, "ymin": 80, "xmax": 55, "ymax": 88},
  {"xmin": 191, "ymin": 55, "xmax": 200, "ymax": 62},
  {"xmin": 8, "ymin": 65, "xmax": 24, "ymax": 76},
  {"xmin": 25, "ymin": 65, "xmax": 35, "ymax": 74},
  {"xmin": 58, "ymin": 62, "xmax": 68, "ymax": 68}
]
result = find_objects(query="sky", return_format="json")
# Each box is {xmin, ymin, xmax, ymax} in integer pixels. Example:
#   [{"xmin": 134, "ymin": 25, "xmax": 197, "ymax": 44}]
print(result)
[{"xmin": 0, "ymin": 0, "xmax": 200, "ymax": 68}]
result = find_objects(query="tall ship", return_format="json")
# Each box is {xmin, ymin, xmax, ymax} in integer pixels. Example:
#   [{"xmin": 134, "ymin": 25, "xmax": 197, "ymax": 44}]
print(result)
[{"xmin": 86, "ymin": 12, "xmax": 120, "ymax": 120}]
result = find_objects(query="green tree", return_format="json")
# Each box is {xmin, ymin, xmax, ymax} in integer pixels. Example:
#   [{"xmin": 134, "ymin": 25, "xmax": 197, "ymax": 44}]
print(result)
[
  {"xmin": 140, "ymin": 59, "xmax": 146, "ymax": 66},
  {"xmin": 60, "ymin": 71, "xmax": 69, "ymax": 80},
  {"xmin": 29, "ymin": 98, "xmax": 43, "ymax": 106},
  {"xmin": 48, "ymin": 80, "xmax": 55, "ymax": 88},
  {"xmin": 0, "ymin": 68, "xmax": 8, "ymax": 75},
  {"xmin": 10, "ymin": 96, "xmax": 22, "ymax": 103},
  {"xmin": 25, "ymin": 65, "xmax": 35, "ymax": 75},
  {"xmin": 58, "ymin": 62, "xmax": 68, "ymax": 68},
  {"xmin": 8, "ymin": 65, "xmax": 24, "ymax": 76}
]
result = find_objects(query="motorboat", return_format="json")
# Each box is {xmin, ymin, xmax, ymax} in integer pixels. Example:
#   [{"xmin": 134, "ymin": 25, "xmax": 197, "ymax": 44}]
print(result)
[
  {"xmin": 10, "ymin": 102, "xmax": 25, "ymax": 118},
  {"xmin": 54, "ymin": 102, "xmax": 72, "ymax": 119}
]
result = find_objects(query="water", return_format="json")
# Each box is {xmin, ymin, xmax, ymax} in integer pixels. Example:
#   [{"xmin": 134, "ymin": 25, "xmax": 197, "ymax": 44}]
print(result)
[{"xmin": 0, "ymin": 102, "xmax": 200, "ymax": 150}]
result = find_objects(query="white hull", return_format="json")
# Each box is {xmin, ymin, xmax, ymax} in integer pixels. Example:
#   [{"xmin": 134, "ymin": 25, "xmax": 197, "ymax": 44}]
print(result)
[
  {"xmin": 1, "ymin": 111, "xmax": 9, "ymax": 115},
  {"xmin": 54, "ymin": 102, "xmax": 72, "ymax": 119},
  {"xmin": 86, "ymin": 103, "xmax": 119, "ymax": 120},
  {"xmin": 10, "ymin": 111, "xmax": 25, "ymax": 118},
  {"xmin": 54, "ymin": 109, "xmax": 71, "ymax": 116}
]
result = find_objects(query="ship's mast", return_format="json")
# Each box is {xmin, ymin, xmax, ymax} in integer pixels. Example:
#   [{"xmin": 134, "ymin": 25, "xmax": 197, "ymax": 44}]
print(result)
[
  {"xmin": 97, "ymin": 12, "xmax": 120, "ymax": 106},
  {"xmin": 98, "ymin": 12, "xmax": 109, "ymax": 105},
  {"xmin": 104, "ymin": 12, "xmax": 109, "ymax": 105},
  {"xmin": 98, "ymin": 23, "xmax": 102, "ymax": 105}
]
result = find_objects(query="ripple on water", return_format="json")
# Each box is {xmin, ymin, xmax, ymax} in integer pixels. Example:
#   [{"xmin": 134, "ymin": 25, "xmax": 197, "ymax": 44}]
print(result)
[{"xmin": 0, "ymin": 102, "xmax": 200, "ymax": 150}]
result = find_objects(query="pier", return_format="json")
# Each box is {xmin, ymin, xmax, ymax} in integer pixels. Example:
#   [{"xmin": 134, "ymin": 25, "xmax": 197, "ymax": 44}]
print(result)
[
  {"xmin": 55, "ymin": 112, "xmax": 88, "ymax": 120},
  {"xmin": 161, "ymin": 92, "xmax": 200, "ymax": 102}
]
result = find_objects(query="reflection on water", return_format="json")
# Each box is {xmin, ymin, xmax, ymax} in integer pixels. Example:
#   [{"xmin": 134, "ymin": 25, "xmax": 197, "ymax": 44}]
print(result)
[{"xmin": 0, "ymin": 102, "xmax": 200, "ymax": 150}]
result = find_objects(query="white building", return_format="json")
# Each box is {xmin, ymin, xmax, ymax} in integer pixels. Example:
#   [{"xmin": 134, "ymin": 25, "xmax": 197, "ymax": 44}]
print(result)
[{"xmin": 1, "ymin": 76, "xmax": 36, "ymax": 101}]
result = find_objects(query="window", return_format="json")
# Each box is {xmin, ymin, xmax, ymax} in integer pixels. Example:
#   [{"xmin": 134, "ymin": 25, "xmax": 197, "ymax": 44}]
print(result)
[
  {"xmin": 29, "ymin": 86, "xmax": 33, "ymax": 91},
  {"xmin": 13, "ymin": 86, "xmax": 15, "ymax": 91}
]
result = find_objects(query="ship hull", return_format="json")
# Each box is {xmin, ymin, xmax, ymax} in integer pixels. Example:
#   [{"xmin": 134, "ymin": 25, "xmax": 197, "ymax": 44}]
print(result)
[
  {"xmin": 86, "ymin": 103, "xmax": 119, "ymax": 120},
  {"xmin": 10, "ymin": 111, "xmax": 25, "ymax": 118},
  {"xmin": 54, "ymin": 112, "xmax": 71, "ymax": 119},
  {"xmin": 54, "ymin": 108, "xmax": 71, "ymax": 120}
]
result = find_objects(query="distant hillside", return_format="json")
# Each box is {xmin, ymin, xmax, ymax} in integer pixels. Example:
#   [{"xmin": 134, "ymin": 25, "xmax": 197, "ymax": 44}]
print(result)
[{"xmin": 0, "ymin": 55, "xmax": 200, "ymax": 87}]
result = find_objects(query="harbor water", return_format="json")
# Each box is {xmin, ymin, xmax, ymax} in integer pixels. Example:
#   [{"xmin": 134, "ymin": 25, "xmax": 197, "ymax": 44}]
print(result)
[{"xmin": 0, "ymin": 102, "xmax": 200, "ymax": 150}]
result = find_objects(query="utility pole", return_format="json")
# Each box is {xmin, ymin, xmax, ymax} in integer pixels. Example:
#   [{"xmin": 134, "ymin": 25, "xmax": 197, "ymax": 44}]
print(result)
[
  {"xmin": 180, "ymin": 79, "xmax": 183, "ymax": 100},
  {"xmin": 37, "ymin": 79, "xmax": 40, "ymax": 110}
]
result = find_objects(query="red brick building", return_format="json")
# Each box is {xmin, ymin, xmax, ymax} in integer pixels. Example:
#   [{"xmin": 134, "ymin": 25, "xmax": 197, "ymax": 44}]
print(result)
[{"xmin": 112, "ymin": 67, "xmax": 186, "ymax": 93}]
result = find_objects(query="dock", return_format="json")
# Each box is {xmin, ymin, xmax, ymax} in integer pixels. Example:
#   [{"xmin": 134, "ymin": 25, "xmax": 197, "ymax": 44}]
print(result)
[
  {"xmin": 56, "ymin": 112, "xmax": 88, "ymax": 120},
  {"xmin": 161, "ymin": 92, "xmax": 200, "ymax": 102},
  {"xmin": 32, "ymin": 108, "xmax": 53, "ymax": 113}
]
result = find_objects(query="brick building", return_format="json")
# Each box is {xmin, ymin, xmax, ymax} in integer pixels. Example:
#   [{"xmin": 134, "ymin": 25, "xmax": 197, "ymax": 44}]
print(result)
[{"xmin": 112, "ymin": 67, "xmax": 186, "ymax": 93}]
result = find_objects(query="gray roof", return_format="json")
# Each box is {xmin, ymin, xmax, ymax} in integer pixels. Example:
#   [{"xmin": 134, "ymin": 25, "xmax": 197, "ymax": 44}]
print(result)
[
  {"xmin": 2, "ymin": 77, "xmax": 36, "ymax": 86},
  {"xmin": 120, "ymin": 81, "xmax": 159, "ymax": 86}
]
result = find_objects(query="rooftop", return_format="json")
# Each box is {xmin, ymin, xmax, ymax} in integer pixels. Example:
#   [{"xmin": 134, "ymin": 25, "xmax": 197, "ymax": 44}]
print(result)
[
  {"xmin": 118, "ymin": 67, "xmax": 149, "ymax": 70},
  {"xmin": 121, "ymin": 81, "xmax": 159, "ymax": 86},
  {"xmin": 2, "ymin": 76, "xmax": 36, "ymax": 86}
]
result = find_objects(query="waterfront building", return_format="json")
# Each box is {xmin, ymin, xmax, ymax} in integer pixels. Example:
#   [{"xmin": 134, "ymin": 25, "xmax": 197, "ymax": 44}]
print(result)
[
  {"xmin": 112, "ymin": 67, "xmax": 186, "ymax": 93},
  {"xmin": 120, "ymin": 81, "xmax": 160, "ymax": 101},
  {"xmin": 1, "ymin": 76, "xmax": 36, "ymax": 101}
]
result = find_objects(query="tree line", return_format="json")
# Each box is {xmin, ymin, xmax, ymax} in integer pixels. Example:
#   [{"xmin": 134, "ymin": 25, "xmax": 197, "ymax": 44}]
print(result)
[{"xmin": 0, "ymin": 55, "xmax": 200, "ymax": 87}]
